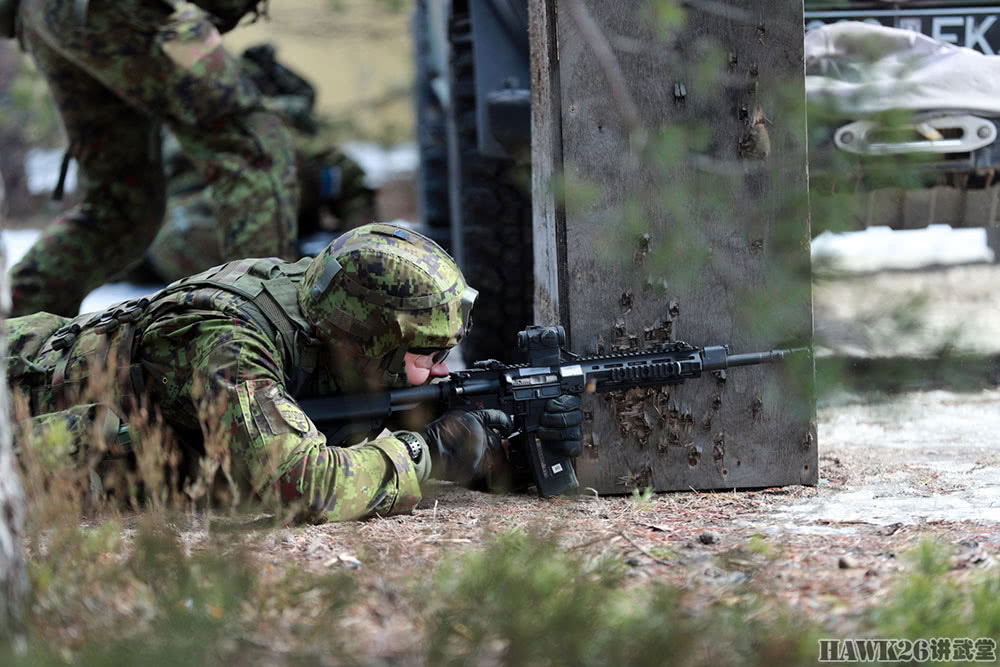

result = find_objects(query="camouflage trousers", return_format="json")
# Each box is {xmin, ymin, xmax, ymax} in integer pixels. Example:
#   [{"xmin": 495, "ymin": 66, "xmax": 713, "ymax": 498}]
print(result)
[{"xmin": 11, "ymin": 0, "xmax": 299, "ymax": 317}]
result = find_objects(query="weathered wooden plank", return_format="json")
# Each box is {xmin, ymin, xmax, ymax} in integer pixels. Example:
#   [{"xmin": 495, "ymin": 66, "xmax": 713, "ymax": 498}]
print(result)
[
  {"xmin": 529, "ymin": 0, "xmax": 566, "ymax": 327},
  {"xmin": 550, "ymin": 0, "xmax": 816, "ymax": 493}
]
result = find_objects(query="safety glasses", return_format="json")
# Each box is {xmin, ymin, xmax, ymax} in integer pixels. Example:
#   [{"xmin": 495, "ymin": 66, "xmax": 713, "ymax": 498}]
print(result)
[{"xmin": 409, "ymin": 348, "xmax": 451, "ymax": 368}]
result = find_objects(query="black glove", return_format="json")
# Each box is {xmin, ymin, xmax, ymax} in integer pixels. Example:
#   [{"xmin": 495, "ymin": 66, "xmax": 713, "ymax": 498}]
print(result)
[
  {"xmin": 537, "ymin": 394, "xmax": 584, "ymax": 457},
  {"xmin": 423, "ymin": 409, "xmax": 514, "ymax": 485}
]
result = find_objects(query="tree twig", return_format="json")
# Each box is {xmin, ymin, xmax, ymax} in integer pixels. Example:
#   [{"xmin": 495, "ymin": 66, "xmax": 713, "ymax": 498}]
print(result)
[
  {"xmin": 620, "ymin": 531, "xmax": 673, "ymax": 567},
  {"xmin": 564, "ymin": 0, "xmax": 644, "ymax": 148},
  {"xmin": 569, "ymin": 532, "xmax": 621, "ymax": 550}
]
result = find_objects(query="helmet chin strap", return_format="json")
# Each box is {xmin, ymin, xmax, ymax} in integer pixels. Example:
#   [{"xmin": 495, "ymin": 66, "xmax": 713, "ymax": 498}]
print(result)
[{"xmin": 380, "ymin": 347, "xmax": 409, "ymax": 388}]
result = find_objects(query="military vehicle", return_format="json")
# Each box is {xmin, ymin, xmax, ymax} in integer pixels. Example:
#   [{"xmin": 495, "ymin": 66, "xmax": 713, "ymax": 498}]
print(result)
[{"xmin": 414, "ymin": 1, "xmax": 1000, "ymax": 361}]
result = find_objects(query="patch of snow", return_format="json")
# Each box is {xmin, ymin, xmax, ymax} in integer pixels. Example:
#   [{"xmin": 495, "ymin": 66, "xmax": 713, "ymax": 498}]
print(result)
[
  {"xmin": 341, "ymin": 141, "xmax": 418, "ymax": 188},
  {"xmin": 773, "ymin": 487, "xmax": 1000, "ymax": 526},
  {"xmin": 812, "ymin": 224, "xmax": 994, "ymax": 272},
  {"xmin": 2, "ymin": 229, "xmax": 42, "ymax": 269},
  {"xmin": 25, "ymin": 148, "xmax": 77, "ymax": 196}
]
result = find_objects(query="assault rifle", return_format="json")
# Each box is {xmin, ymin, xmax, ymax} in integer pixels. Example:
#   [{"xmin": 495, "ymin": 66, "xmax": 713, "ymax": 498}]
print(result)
[{"xmin": 299, "ymin": 326, "xmax": 807, "ymax": 497}]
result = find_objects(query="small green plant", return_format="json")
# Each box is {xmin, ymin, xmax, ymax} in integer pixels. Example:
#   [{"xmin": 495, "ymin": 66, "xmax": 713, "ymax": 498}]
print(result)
[
  {"xmin": 423, "ymin": 530, "xmax": 817, "ymax": 667},
  {"xmin": 872, "ymin": 540, "xmax": 1000, "ymax": 644},
  {"xmin": 745, "ymin": 534, "xmax": 776, "ymax": 557},
  {"xmin": 630, "ymin": 485, "xmax": 656, "ymax": 511}
]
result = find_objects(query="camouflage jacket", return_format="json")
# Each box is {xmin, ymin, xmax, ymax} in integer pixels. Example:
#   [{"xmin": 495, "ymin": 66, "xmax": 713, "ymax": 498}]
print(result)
[{"xmin": 8, "ymin": 256, "xmax": 426, "ymax": 522}]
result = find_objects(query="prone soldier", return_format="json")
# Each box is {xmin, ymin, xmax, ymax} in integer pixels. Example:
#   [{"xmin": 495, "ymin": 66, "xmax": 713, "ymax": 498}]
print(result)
[{"xmin": 7, "ymin": 224, "xmax": 584, "ymax": 521}]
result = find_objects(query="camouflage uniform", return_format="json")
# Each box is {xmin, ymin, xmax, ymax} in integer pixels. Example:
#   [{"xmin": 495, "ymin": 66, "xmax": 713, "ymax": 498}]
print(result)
[
  {"xmin": 132, "ymin": 44, "xmax": 375, "ymax": 285},
  {"xmin": 7, "ymin": 224, "xmax": 476, "ymax": 522},
  {"xmin": 10, "ymin": 0, "xmax": 299, "ymax": 317},
  {"xmin": 138, "ymin": 138, "xmax": 373, "ymax": 284}
]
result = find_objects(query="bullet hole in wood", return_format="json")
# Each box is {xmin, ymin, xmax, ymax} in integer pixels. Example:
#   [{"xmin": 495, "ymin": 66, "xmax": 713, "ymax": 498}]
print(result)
[
  {"xmin": 667, "ymin": 399, "xmax": 695, "ymax": 434},
  {"xmin": 739, "ymin": 106, "xmax": 771, "ymax": 160},
  {"xmin": 751, "ymin": 239, "xmax": 764, "ymax": 255},
  {"xmin": 712, "ymin": 393, "xmax": 723, "ymax": 410},
  {"xmin": 668, "ymin": 300, "xmax": 680, "ymax": 319},
  {"xmin": 617, "ymin": 466, "xmax": 652, "ymax": 491},
  {"xmin": 701, "ymin": 410, "xmax": 713, "ymax": 432},
  {"xmin": 582, "ymin": 409, "xmax": 599, "ymax": 457},
  {"xmin": 752, "ymin": 395, "xmax": 763, "ymax": 424},
  {"xmin": 612, "ymin": 387, "xmax": 661, "ymax": 448},
  {"xmin": 612, "ymin": 320, "xmax": 639, "ymax": 352},
  {"xmin": 620, "ymin": 291, "xmax": 633, "ymax": 312},
  {"xmin": 634, "ymin": 233, "xmax": 650, "ymax": 266},
  {"xmin": 659, "ymin": 430, "xmax": 680, "ymax": 453},
  {"xmin": 713, "ymin": 432, "xmax": 726, "ymax": 463},
  {"xmin": 749, "ymin": 62, "xmax": 759, "ymax": 77},
  {"xmin": 643, "ymin": 320, "xmax": 673, "ymax": 344},
  {"xmin": 672, "ymin": 82, "xmax": 687, "ymax": 105},
  {"xmin": 800, "ymin": 427, "xmax": 814, "ymax": 452},
  {"xmin": 687, "ymin": 446, "xmax": 702, "ymax": 467}
]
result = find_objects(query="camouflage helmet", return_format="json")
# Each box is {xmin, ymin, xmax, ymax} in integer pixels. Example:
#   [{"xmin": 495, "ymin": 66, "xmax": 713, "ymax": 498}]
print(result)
[{"xmin": 297, "ymin": 223, "xmax": 476, "ymax": 380}]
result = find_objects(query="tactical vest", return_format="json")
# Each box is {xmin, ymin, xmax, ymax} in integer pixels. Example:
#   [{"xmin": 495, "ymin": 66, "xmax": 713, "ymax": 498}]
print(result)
[
  {"xmin": 163, "ymin": 256, "xmax": 319, "ymax": 390},
  {"xmin": 45, "ymin": 256, "xmax": 320, "ymax": 407}
]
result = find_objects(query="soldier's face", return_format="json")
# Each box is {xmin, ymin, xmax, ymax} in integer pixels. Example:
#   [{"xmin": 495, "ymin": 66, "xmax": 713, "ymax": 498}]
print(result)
[{"xmin": 405, "ymin": 351, "xmax": 450, "ymax": 385}]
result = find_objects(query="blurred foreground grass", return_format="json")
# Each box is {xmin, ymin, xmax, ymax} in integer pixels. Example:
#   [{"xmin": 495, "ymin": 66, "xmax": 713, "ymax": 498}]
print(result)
[
  {"xmin": 2, "ymin": 510, "xmax": 998, "ymax": 666},
  {"xmin": 4, "ymin": 352, "xmax": 998, "ymax": 666}
]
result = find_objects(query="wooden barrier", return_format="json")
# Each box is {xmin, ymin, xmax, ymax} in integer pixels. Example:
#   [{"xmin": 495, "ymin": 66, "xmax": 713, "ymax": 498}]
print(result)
[{"xmin": 530, "ymin": 0, "xmax": 816, "ymax": 493}]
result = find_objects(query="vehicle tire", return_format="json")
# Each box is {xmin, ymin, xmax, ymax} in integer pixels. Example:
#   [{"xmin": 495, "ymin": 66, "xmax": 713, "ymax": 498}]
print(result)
[
  {"xmin": 414, "ymin": 0, "xmax": 450, "ymax": 237},
  {"xmin": 447, "ymin": 3, "xmax": 534, "ymax": 364}
]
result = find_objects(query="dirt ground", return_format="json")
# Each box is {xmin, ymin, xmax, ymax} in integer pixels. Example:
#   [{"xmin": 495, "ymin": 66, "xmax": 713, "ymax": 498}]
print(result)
[{"xmin": 178, "ymin": 261, "xmax": 990, "ymax": 658}]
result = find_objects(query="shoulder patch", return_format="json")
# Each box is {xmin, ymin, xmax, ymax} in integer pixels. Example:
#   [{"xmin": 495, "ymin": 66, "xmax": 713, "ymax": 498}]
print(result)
[
  {"xmin": 251, "ymin": 384, "xmax": 315, "ymax": 437},
  {"xmin": 274, "ymin": 396, "xmax": 312, "ymax": 434}
]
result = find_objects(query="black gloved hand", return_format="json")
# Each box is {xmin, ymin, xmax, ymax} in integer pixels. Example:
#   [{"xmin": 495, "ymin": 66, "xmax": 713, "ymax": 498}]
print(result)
[
  {"xmin": 423, "ymin": 409, "xmax": 514, "ymax": 485},
  {"xmin": 537, "ymin": 394, "xmax": 584, "ymax": 457}
]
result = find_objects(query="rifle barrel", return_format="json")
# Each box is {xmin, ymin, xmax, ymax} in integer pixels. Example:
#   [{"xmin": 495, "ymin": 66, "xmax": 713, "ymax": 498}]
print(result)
[
  {"xmin": 389, "ymin": 384, "xmax": 446, "ymax": 406},
  {"xmin": 725, "ymin": 347, "xmax": 808, "ymax": 367}
]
